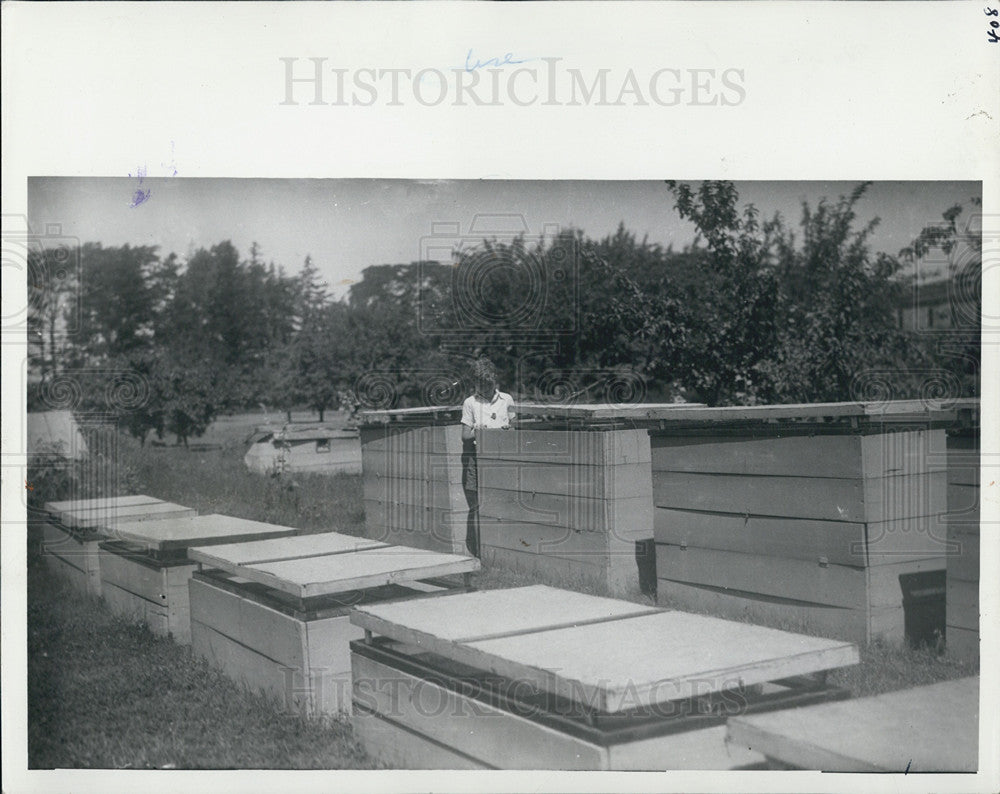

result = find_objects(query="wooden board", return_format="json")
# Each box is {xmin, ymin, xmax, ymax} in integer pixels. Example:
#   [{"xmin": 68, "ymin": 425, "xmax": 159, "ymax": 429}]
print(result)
[
  {"xmin": 656, "ymin": 544, "xmax": 867, "ymax": 610},
  {"xmin": 61, "ymin": 501, "xmax": 197, "ymax": 531},
  {"xmin": 726, "ymin": 676, "xmax": 978, "ymax": 772},
  {"xmin": 478, "ymin": 461, "xmax": 652, "ymax": 500},
  {"xmin": 41, "ymin": 522, "xmax": 103, "ymax": 597},
  {"xmin": 512, "ymin": 399, "xmax": 970, "ymax": 424},
  {"xmin": 189, "ymin": 532, "xmax": 388, "ymax": 572},
  {"xmin": 479, "ymin": 488, "xmax": 652, "ymax": 539},
  {"xmin": 350, "ymin": 586, "xmax": 858, "ymax": 713},
  {"xmin": 98, "ymin": 548, "xmax": 195, "ymax": 643},
  {"xmin": 652, "ymin": 471, "xmax": 946, "ymax": 523},
  {"xmin": 230, "ymin": 546, "xmax": 479, "ymax": 599},
  {"xmin": 656, "ymin": 578, "xmax": 868, "ymax": 644},
  {"xmin": 44, "ymin": 494, "xmax": 163, "ymax": 519},
  {"xmin": 110, "ymin": 513, "xmax": 298, "ymax": 553},
  {"xmin": 476, "ymin": 428, "xmax": 651, "ymax": 466},
  {"xmin": 651, "ymin": 431, "xmax": 945, "ymax": 479}
]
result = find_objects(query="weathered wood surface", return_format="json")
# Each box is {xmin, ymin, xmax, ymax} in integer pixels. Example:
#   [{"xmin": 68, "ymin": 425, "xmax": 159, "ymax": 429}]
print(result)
[
  {"xmin": 479, "ymin": 488, "xmax": 652, "ymax": 540},
  {"xmin": 44, "ymin": 494, "xmax": 163, "ymax": 519},
  {"xmin": 513, "ymin": 398, "xmax": 975, "ymax": 424},
  {"xmin": 945, "ymin": 430, "xmax": 980, "ymax": 661},
  {"xmin": 651, "ymin": 430, "xmax": 946, "ymax": 479},
  {"xmin": 478, "ymin": 461, "xmax": 652, "ymax": 500},
  {"xmin": 189, "ymin": 576, "xmax": 360, "ymax": 714},
  {"xmin": 652, "ymin": 471, "xmax": 946, "ymax": 523},
  {"xmin": 477, "ymin": 428, "xmax": 651, "ymax": 466},
  {"xmin": 656, "ymin": 578, "xmax": 870, "ymax": 644},
  {"xmin": 352, "ymin": 650, "xmax": 766, "ymax": 770},
  {"xmin": 727, "ymin": 676, "xmax": 979, "ymax": 772},
  {"xmin": 111, "ymin": 514, "xmax": 298, "ymax": 552},
  {"xmin": 226, "ymin": 546, "xmax": 479, "ymax": 599},
  {"xmin": 350, "ymin": 585, "xmax": 858, "ymax": 713},
  {"xmin": 99, "ymin": 547, "xmax": 195, "ymax": 643},
  {"xmin": 59, "ymin": 501, "xmax": 197, "ymax": 531},
  {"xmin": 189, "ymin": 532, "xmax": 387, "ymax": 572},
  {"xmin": 41, "ymin": 522, "xmax": 103, "ymax": 597}
]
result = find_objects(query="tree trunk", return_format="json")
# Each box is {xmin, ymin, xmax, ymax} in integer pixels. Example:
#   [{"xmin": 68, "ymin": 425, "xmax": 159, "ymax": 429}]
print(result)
[
  {"xmin": 286, "ymin": 409, "xmax": 292, "ymax": 423},
  {"xmin": 318, "ymin": 407, "xmax": 325, "ymax": 422}
]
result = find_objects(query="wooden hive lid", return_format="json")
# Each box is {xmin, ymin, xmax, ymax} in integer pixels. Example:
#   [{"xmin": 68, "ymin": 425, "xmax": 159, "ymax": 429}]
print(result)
[
  {"xmin": 193, "ymin": 540, "xmax": 480, "ymax": 600},
  {"xmin": 44, "ymin": 494, "xmax": 164, "ymax": 518},
  {"xmin": 57, "ymin": 500, "xmax": 197, "ymax": 530},
  {"xmin": 189, "ymin": 531, "xmax": 388, "ymax": 571},
  {"xmin": 350, "ymin": 585, "xmax": 859, "ymax": 714},
  {"xmin": 107, "ymin": 513, "xmax": 297, "ymax": 553},
  {"xmin": 727, "ymin": 676, "xmax": 979, "ymax": 772}
]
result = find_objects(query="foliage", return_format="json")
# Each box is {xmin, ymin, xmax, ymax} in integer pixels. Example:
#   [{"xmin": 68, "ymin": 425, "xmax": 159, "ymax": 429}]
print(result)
[{"xmin": 25, "ymin": 185, "xmax": 979, "ymax": 422}]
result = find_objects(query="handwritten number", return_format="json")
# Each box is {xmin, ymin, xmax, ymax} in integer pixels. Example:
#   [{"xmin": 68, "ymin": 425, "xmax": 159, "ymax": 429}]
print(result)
[
  {"xmin": 989, "ymin": 28, "xmax": 1000, "ymax": 42},
  {"xmin": 986, "ymin": 6, "xmax": 998, "ymax": 15}
]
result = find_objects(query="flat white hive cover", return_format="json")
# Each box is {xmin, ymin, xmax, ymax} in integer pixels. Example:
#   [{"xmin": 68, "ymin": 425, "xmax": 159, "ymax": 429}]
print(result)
[
  {"xmin": 210, "ymin": 545, "xmax": 480, "ymax": 599},
  {"xmin": 189, "ymin": 531, "xmax": 388, "ymax": 571},
  {"xmin": 351, "ymin": 585, "xmax": 858, "ymax": 713},
  {"xmin": 109, "ymin": 513, "xmax": 297, "ymax": 552}
]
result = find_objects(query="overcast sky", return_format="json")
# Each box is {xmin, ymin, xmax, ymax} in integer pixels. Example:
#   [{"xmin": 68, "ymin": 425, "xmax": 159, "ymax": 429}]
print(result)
[{"xmin": 28, "ymin": 179, "xmax": 979, "ymax": 298}]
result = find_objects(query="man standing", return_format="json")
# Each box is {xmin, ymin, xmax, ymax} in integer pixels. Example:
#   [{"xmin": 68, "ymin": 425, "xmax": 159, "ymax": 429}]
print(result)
[{"xmin": 460, "ymin": 357, "xmax": 515, "ymax": 558}]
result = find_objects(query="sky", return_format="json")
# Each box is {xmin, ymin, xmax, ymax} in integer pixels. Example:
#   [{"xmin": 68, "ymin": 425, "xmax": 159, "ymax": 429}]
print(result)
[{"xmin": 28, "ymin": 179, "xmax": 980, "ymax": 298}]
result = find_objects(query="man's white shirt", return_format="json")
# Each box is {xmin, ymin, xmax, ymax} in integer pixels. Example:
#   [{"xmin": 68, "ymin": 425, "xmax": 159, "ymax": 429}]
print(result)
[{"xmin": 461, "ymin": 390, "xmax": 515, "ymax": 429}]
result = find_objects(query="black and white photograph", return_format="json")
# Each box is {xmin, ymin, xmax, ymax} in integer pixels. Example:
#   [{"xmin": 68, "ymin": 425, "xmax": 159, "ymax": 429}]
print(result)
[{"xmin": 2, "ymin": 4, "xmax": 997, "ymax": 794}]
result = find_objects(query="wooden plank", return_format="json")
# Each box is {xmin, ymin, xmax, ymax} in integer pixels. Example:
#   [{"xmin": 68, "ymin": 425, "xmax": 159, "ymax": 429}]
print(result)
[
  {"xmin": 946, "ymin": 579, "xmax": 979, "ymax": 630},
  {"xmin": 351, "ymin": 586, "xmax": 858, "ymax": 713},
  {"xmin": 351, "ymin": 708, "xmax": 491, "ymax": 770},
  {"xmin": 188, "ymin": 532, "xmax": 387, "ymax": 572},
  {"xmin": 110, "ymin": 513, "xmax": 298, "ymax": 553},
  {"xmin": 608, "ymin": 724, "xmax": 765, "ymax": 770},
  {"xmin": 361, "ymin": 450, "xmax": 464, "ymax": 483},
  {"xmin": 656, "ymin": 544, "xmax": 867, "ymax": 610},
  {"xmin": 652, "ymin": 471, "xmax": 946, "ymax": 523},
  {"xmin": 350, "ymin": 585, "xmax": 655, "ymax": 644},
  {"xmin": 861, "ymin": 471, "xmax": 948, "ymax": 524},
  {"xmin": 655, "ymin": 578, "xmax": 868, "ymax": 644},
  {"xmin": 726, "ymin": 677, "xmax": 978, "ymax": 772},
  {"xmin": 476, "ymin": 428, "xmax": 651, "ymax": 466},
  {"xmin": 654, "ymin": 508, "xmax": 864, "ymax": 566},
  {"xmin": 360, "ymin": 424, "xmax": 462, "ymax": 455},
  {"xmin": 865, "ymin": 515, "xmax": 955, "ymax": 563},
  {"xmin": 945, "ymin": 625, "xmax": 979, "ymax": 660},
  {"xmin": 188, "ymin": 576, "xmax": 307, "ymax": 669},
  {"xmin": 947, "ymin": 482, "xmax": 981, "ymax": 525},
  {"xmin": 235, "ymin": 547, "xmax": 479, "ymax": 599},
  {"xmin": 651, "ymin": 434, "xmax": 862, "ymax": 479},
  {"xmin": 860, "ymin": 429, "xmax": 947, "ymax": 479},
  {"xmin": 362, "ymin": 477, "xmax": 469, "ymax": 511},
  {"xmin": 947, "ymin": 433, "xmax": 980, "ymax": 486},
  {"xmin": 516, "ymin": 399, "xmax": 962, "ymax": 423},
  {"xmin": 867, "ymin": 559, "xmax": 946, "ymax": 609},
  {"xmin": 45, "ymin": 494, "xmax": 164, "ymax": 513},
  {"xmin": 352, "ymin": 651, "xmax": 607, "ymax": 769},
  {"xmin": 479, "ymin": 488, "xmax": 652, "ymax": 539},
  {"xmin": 362, "ymin": 517, "xmax": 466, "ymax": 555},
  {"xmin": 478, "ymin": 461, "xmax": 652, "ymax": 500},
  {"xmin": 946, "ymin": 530, "xmax": 980, "ymax": 582},
  {"xmin": 63, "ymin": 501, "xmax": 196, "ymax": 531}
]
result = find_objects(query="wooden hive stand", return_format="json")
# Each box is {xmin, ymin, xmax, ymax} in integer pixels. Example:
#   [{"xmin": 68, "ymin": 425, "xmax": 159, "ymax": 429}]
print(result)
[
  {"xmin": 41, "ymin": 495, "xmax": 196, "ymax": 598},
  {"xmin": 98, "ymin": 514, "xmax": 297, "ymax": 644},
  {"xmin": 349, "ymin": 585, "xmax": 859, "ymax": 770},
  {"xmin": 945, "ymin": 406, "xmax": 981, "ymax": 660},
  {"xmin": 188, "ymin": 533, "xmax": 479, "ymax": 715}
]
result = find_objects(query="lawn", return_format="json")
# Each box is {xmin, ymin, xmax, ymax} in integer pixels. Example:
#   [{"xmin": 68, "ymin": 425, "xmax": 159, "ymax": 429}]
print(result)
[{"xmin": 25, "ymin": 420, "xmax": 979, "ymax": 769}]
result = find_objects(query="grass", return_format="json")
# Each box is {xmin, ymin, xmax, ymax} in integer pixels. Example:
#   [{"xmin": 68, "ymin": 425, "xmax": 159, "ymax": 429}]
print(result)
[
  {"xmin": 27, "ymin": 560, "xmax": 376, "ymax": 770},
  {"xmin": 25, "ymin": 419, "xmax": 979, "ymax": 768}
]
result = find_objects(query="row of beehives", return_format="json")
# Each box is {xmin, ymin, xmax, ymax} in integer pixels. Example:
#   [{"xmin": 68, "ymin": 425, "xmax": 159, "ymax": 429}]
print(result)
[
  {"xmin": 38, "ymin": 493, "xmax": 979, "ymax": 771},
  {"xmin": 359, "ymin": 415, "xmax": 981, "ymax": 654}
]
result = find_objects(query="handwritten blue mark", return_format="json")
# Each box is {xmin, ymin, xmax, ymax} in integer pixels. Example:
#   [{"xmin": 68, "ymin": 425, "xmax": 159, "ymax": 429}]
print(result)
[
  {"xmin": 464, "ymin": 49, "xmax": 533, "ymax": 72},
  {"xmin": 904, "ymin": 760, "xmax": 911, "ymax": 774},
  {"xmin": 128, "ymin": 165, "xmax": 151, "ymax": 208}
]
